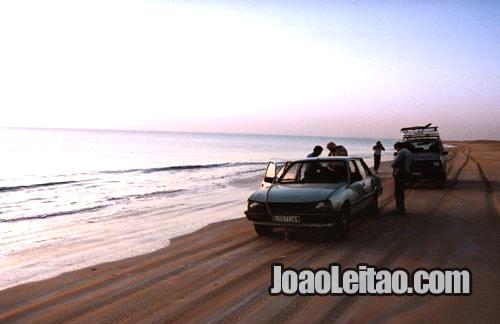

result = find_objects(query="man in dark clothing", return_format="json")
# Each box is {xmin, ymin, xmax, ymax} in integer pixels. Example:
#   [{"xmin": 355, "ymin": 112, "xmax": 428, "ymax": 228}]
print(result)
[
  {"xmin": 306, "ymin": 146, "xmax": 323, "ymax": 180},
  {"xmin": 307, "ymin": 145, "xmax": 323, "ymax": 158},
  {"xmin": 372, "ymin": 141, "xmax": 385, "ymax": 174},
  {"xmin": 391, "ymin": 142, "xmax": 413, "ymax": 215},
  {"xmin": 326, "ymin": 141, "xmax": 348, "ymax": 156}
]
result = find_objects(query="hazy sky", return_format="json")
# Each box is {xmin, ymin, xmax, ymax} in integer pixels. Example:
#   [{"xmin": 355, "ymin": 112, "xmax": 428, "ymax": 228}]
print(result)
[{"xmin": 1, "ymin": 0, "xmax": 499, "ymax": 139}]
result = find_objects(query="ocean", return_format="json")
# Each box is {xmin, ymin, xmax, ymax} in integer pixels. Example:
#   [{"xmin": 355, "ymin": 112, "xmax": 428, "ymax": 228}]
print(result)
[
  {"xmin": 0, "ymin": 128, "xmax": 395, "ymax": 289},
  {"xmin": 0, "ymin": 128, "xmax": 395, "ymax": 223}
]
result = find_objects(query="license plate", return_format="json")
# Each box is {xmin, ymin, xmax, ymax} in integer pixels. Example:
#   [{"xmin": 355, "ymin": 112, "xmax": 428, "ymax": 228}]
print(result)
[{"xmin": 272, "ymin": 215, "xmax": 301, "ymax": 223}]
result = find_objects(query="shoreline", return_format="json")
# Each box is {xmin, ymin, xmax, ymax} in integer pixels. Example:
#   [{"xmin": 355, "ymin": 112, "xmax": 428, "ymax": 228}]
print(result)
[
  {"xmin": 1, "ymin": 141, "xmax": 499, "ymax": 322},
  {"xmin": 0, "ymin": 183, "xmax": 256, "ymax": 291}
]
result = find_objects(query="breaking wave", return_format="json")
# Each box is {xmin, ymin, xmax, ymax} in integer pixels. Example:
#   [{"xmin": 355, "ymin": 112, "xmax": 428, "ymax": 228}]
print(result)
[
  {"xmin": 0, "ymin": 205, "xmax": 108, "ymax": 223},
  {"xmin": 106, "ymin": 189, "xmax": 185, "ymax": 202},
  {"xmin": 100, "ymin": 161, "xmax": 266, "ymax": 175},
  {"xmin": 0, "ymin": 180, "xmax": 82, "ymax": 193}
]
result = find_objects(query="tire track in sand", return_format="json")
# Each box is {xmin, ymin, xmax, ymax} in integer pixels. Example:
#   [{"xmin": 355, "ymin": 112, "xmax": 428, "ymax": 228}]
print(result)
[{"xmin": 469, "ymin": 153, "xmax": 498, "ymax": 218}]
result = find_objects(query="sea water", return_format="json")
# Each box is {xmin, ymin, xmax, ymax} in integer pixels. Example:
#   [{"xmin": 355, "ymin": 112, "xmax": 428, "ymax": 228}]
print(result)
[{"xmin": 0, "ymin": 128, "xmax": 395, "ymax": 223}]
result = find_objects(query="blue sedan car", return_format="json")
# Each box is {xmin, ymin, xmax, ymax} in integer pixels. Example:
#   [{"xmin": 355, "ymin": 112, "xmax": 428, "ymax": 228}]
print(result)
[{"xmin": 245, "ymin": 157, "xmax": 382, "ymax": 239}]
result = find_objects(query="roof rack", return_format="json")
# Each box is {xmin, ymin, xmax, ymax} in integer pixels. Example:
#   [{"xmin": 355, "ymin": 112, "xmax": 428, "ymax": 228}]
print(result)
[{"xmin": 401, "ymin": 123, "xmax": 440, "ymax": 141}]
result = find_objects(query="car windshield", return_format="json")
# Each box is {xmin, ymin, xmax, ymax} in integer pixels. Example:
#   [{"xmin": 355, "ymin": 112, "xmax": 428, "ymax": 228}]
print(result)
[
  {"xmin": 408, "ymin": 140, "xmax": 441, "ymax": 153},
  {"xmin": 278, "ymin": 161, "xmax": 348, "ymax": 184}
]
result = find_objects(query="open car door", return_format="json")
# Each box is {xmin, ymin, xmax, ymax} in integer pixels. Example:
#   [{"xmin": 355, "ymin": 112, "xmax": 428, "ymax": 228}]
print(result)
[{"xmin": 261, "ymin": 162, "xmax": 277, "ymax": 188}]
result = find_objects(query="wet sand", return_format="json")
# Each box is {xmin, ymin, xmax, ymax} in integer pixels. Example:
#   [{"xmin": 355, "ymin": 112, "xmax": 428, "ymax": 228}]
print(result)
[
  {"xmin": 0, "ymin": 186, "xmax": 254, "ymax": 291},
  {"xmin": 1, "ymin": 141, "xmax": 499, "ymax": 323}
]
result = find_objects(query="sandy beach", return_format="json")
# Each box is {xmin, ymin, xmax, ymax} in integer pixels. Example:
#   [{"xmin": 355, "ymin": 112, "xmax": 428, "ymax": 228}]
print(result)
[{"xmin": 1, "ymin": 141, "xmax": 499, "ymax": 323}]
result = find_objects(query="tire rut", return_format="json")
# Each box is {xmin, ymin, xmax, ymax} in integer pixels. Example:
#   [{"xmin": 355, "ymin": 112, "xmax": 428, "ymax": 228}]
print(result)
[
  {"xmin": 206, "ymin": 210, "xmax": 404, "ymax": 323},
  {"xmin": 147, "ymin": 244, "xmax": 326, "ymax": 323},
  {"xmin": 421, "ymin": 145, "xmax": 470, "ymax": 215},
  {"xmin": 469, "ymin": 154, "xmax": 498, "ymax": 218},
  {"xmin": 1, "ymin": 234, "xmax": 260, "ymax": 323},
  {"xmin": 0, "ymin": 225, "xmax": 252, "ymax": 321},
  {"xmin": 51, "ymin": 235, "xmax": 266, "ymax": 323}
]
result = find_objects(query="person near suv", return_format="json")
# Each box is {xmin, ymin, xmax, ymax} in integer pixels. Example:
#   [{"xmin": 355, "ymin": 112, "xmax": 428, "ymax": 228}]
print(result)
[{"xmin": 391, "ymin": 142, "xmax": 413, "ymax": 215}]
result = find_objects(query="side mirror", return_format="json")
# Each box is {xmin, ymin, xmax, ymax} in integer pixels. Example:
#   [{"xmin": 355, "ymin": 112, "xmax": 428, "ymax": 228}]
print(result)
[{"xmin": 263, "ymin": 162, "xmax": 277, "ymax": 184}]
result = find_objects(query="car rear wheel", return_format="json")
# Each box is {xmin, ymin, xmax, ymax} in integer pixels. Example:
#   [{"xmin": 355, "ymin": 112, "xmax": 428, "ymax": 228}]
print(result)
[{"xmin": 254, "ymin": 224, "xmax": 273, "ymax": 236}]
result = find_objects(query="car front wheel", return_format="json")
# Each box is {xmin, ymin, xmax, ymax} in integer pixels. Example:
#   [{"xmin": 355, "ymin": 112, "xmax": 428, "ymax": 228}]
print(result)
[
  {"xmin": 254, "ymin": 224, "xmax": 273, "ymax": 236},
  {"xmin": 331, "ymin": 205, "xmax": 350, "ymax": 240},
  {"xmin": 368, "ymin": 197, "xmax": 379, "ymax": 216}
]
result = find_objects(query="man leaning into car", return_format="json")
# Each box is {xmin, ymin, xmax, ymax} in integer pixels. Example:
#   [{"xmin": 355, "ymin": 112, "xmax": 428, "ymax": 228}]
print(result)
[{"xmin": 392, "ymin": 142, "xmax": 413, "ymax": 215}]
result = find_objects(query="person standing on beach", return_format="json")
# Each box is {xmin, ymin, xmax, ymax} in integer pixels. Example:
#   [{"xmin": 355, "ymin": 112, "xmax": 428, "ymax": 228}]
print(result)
[
  {"xmin": 372, "ymin": 141, "xmax": 385, "ymax": 174},
  {"xmin": 391, "ymin": 142, "xmax": 413, "ymax": 215},
  {"xmin": 307, "ymin": 145, "xmax": 323, "ymax": 158},
  {"xmin": 326, "ymin": 142, "xmax": 348, "ymax": 156}
]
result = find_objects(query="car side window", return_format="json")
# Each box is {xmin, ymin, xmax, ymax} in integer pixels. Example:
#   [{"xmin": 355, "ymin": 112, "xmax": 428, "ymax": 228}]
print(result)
[
  {"xmin": 360, "ymin": 159, "xmax": 372, "ymax": 176},
  {"xmin": 298, "ymin": 163, "xmax": 307, "ymax": 182},
  {"xmin": 276, "ymin": 163, "xmax": 285, "ymax": 179},
  {"xmin": 355, "ymin": 160, "xmax": 367, "ymax": 178},
  {"xmin": 349, "ymin": 161, "xmax": 362, "ymax": 182},
  {"xmin": 281, "ymin": 163, "xmax": 300, "ymax": 182}
]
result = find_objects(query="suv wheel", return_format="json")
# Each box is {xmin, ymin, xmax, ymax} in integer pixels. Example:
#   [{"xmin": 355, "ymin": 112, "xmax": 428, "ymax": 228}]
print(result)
[{"xmin": 436, "ymin": 173, "xmax": 446, "ymax": 188}]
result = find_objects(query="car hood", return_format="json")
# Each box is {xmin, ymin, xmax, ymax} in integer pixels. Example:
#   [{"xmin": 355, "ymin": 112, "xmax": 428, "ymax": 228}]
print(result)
[
  {"xmin": 249, "ymin": 183, "xmax": 346, "ymax": 203},
  {"xmin": 413, "ymin": 152, "xmax": 441, "ymax": 161}
]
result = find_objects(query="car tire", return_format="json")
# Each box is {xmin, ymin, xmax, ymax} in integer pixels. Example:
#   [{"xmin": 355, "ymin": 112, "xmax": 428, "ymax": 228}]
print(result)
[
  {"xmin": 331, "ymin": 205, "xmax": 350, "ymax": 240},
  {"xmin": 368, "ymin": 197, "xmax": 379, "ymax": 216},
  {"xmin": 436, "ymin": 173, "xmax": 446, "ymax": 188},
  {"xmin": 254, "ymin": 224, "xmax": 273, "ymax": 236}
]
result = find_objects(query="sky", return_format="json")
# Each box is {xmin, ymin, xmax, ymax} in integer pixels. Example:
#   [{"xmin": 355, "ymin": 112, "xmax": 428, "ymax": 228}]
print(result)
[{"xmin": 0, "ymin": 0, "xmax": 499, "ymax": 140}]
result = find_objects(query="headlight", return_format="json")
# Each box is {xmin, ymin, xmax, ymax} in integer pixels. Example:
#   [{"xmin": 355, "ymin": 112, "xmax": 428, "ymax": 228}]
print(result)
[
  {"xmin": 315, "ymin": 201, "xmax": 331, "ymax": 212},
  {"xmin": 433, "ymin": 161, "xmax": 441, "ymax": 167},
  {"xmin": 248, "ymin": 201, "xmax": 264, "ymax": 211}
]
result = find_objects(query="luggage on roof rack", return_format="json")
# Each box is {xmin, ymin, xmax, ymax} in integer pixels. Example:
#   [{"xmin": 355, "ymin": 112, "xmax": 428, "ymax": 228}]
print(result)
[{"xmin": 401, "ymin": 123, "xmax": 440, "ymax": 141}]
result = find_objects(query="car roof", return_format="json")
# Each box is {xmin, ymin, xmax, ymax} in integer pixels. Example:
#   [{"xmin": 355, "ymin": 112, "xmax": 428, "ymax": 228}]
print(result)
[
  {"xmin": 291, "ymin": 157, "xmax": 362, "ymax": 163},
  {"xmin": 405, "ymin": 137, "xmax": 441, "ymax": 142}
]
